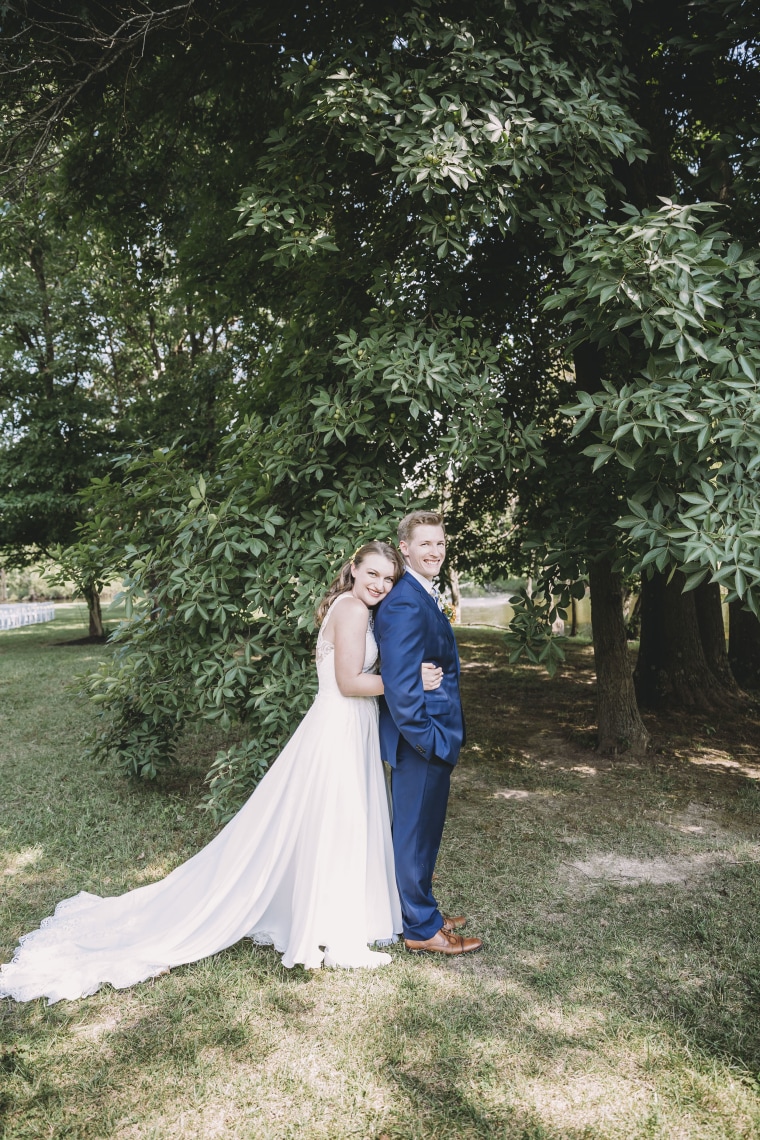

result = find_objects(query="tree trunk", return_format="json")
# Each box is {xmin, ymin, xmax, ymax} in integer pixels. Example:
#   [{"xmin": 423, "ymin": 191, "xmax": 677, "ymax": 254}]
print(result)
[
  {"xmin": 0, "ymin": 567, "xmax": 6, "ymax": 602},
  {"xmin": 84, "ymin": 582, "xmax": 105, "ymax": 639},
  {"xmin": 589, "ymin": 557, "xmax": 649, "ymax": 755},
  {"xmin": 635, "ymin": 570, "xmax": 740, "ymax": 709},
  {"xmin": 449, "ymin": 566, "xmax": 461, "ymax": 621},
  {"xmin": 569, "ymin": 595, "xmax": 578, "ymax": 637},
  {"xmin": 729, "ymin": 601, "xmax": 760, "ymax": 690},
  {"xmin": 695, "ymin": 581, "xmax": 740, "ymax": 695},
  {"xmin": 633, "ymin": 571, "xmax": 667, "ymax": 706}
]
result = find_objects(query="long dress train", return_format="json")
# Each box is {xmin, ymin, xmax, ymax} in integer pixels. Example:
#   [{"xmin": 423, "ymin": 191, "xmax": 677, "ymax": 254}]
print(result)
[{"xmin": 0, "ymin": 597, "xmax": 401, "ymax": 1004}]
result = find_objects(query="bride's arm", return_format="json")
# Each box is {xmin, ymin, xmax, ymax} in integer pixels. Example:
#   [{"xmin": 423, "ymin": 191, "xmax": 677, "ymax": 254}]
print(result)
[
  {"xmin": 332, "ymin": 598, "xmax": 444, "ymax": 697},
  {"xmin": 332, "ymin": 597, "xmax": 386, "ymax": 697}
]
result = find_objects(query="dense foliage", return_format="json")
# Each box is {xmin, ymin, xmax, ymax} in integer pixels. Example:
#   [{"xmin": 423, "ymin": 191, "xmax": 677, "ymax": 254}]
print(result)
[
  {"xmin": 559, "ymin": 202, "xmax": 760, "ymax": 609},
  {"xmin": 83, "ymin": 313, "xmax": 509, "ymax": 817},
  {"xmin": 2, "ymin": 0, "xmax": 759, "ymax": 808}
]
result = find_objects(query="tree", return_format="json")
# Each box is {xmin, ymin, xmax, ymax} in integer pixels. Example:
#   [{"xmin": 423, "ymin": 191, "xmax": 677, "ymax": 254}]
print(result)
[
  {"xmin": 0, "ymin": 1, "xmax": 273, "ymax": 624},
  {"xmin": 729, "ymin": 601, "xmax": 760, "ymax": 690},
  {"xmin": 4, "ymin": 0, "xmax": 760, "ymax": 805},
  {"xmin": 605, "ymin": 0, "xmax": 760, "ymax": 712},
  {"xmin": 235, "ymin": 0, "xmax": 663, "ymax": 759},
  {"xmin": 0, "ymin": 174, "xmax": 251, "ymax": 629},
  {"xmin": 556, "ymin": 201, "xmax": 760, "ymax": 710},
  {"xmin": 0, "ymin": 188, "xmax": 120, "ymax": 631},
  {"xmin": 462, "ymin": 0, "xmax": 760, "ymax": 732}
]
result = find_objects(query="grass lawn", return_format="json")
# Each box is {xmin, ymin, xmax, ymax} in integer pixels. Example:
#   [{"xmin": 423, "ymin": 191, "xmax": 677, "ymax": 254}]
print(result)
[{"xmin": 2, "ymin": 604, "xmax": 760, "ymax": 1139}]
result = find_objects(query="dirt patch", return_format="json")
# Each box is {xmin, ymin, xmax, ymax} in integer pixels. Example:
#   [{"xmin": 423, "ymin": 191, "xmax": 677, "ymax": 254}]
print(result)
[
  {"xmin": 561, "ymin": 851, "xmax": 726, "ymax": 888},
  {"xmin": 71, "ymin": 1013, "xmax": 124, "ymax": 1041},
  {"xmin": 657, "ymin": 801, "xmax": 738, "ymax": 841}
]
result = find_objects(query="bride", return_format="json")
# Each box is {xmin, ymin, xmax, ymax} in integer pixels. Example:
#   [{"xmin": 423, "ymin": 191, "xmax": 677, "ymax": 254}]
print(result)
[{"xmin": 0, "ymin": 541, "xmax": 442, "ymax": 1004}]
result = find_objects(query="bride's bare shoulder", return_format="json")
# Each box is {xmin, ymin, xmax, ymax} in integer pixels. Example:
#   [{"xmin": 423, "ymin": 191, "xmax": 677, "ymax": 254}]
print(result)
[
  {"xmin": 330, "ymin": 594, "xmax": 368, "ymax": 626},
  {"xmin": 321, "ymin": 593, "xmax": 368, "ymax": 644}
]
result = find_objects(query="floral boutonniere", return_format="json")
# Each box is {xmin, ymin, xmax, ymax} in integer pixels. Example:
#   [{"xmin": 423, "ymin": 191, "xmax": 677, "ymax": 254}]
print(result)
[{"xmin": 441, "ymin": 600, "xmax": 457, "ymax": 624}]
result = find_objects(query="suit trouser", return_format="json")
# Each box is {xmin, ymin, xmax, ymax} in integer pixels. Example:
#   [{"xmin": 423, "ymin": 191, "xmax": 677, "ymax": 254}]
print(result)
[{"xmin": 391, "ymin": 738, "xmax": 452, "ymax": 941}]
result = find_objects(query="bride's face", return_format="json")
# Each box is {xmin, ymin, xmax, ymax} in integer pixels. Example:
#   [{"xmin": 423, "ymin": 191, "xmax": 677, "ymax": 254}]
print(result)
[{"xmin": 351, "ymin": 554, "xmax": 397, "ymax": 607}]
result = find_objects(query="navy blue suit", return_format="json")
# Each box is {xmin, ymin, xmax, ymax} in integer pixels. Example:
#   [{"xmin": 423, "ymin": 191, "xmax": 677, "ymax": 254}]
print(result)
[{"xmin": 374, "ymin": 571, "xmax": 465, "ymax": 940}]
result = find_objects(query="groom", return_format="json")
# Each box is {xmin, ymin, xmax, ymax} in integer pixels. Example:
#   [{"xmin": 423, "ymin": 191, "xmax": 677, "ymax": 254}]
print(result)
[{"xmin": 374, "ymin": 511, "xmax": 482, "ymax": 956}]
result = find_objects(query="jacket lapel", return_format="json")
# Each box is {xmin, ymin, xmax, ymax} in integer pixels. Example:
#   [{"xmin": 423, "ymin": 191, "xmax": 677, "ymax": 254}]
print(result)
[{"xmin": 403, "ymin": 572, "xmax": 455, "ymax": 638}]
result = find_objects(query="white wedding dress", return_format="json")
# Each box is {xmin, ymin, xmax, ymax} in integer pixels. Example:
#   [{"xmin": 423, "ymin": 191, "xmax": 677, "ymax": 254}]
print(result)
[{"xmin": 0, "ymin": 597, "xmax": 401, "ymax": 1004}]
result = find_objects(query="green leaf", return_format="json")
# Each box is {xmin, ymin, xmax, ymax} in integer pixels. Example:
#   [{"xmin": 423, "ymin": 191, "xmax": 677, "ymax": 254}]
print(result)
[
  {"xmin": 681, "ymin": 569, "xmax": 709, "ymax": 592},
  {"xmin": 738, "ymin": 355, "xmax": 757, "ymax": 382}
]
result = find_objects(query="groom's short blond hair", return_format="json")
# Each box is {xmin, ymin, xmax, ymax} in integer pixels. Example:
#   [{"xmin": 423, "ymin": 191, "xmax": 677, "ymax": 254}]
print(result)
[{"xmin": 397, "ymin": 510, "xmax": 446, "ymax": 545}]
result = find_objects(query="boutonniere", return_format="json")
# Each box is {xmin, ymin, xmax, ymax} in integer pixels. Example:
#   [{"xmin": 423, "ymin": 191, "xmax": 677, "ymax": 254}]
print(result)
[{"xmin": 441, "ymin": 600, "xmax": 457, "ymax": 623}]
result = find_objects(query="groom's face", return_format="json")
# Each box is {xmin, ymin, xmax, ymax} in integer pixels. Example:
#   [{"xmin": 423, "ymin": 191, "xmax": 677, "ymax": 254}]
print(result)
[{"xmin": 400, "ymin": 525, "xmax": 446, "ymax": 581}]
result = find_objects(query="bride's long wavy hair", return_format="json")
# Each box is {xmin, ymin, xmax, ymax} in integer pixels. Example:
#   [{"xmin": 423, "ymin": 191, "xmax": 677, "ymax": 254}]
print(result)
[{"xmin": 315, "ymin": 541, "xmax": 405, "ymax": 626}]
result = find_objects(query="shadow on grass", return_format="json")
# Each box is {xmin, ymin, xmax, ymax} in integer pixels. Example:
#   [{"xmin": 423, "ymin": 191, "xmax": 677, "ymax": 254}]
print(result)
[
  {"xmin": 3, "ymin": 625, "xmax": 760, "ymax": 1138},
  {"xmin": 366, "ymin": 893, "xmax": 760, "ymax": 1139},
  {"xmin": 0, "ymin": 945, "xmax": 321, "ymax": 1138}
]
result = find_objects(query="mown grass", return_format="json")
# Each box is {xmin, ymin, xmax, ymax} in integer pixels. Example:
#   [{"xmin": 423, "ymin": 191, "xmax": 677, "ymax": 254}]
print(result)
[{"xmin": 2, "ymin": 608, "xmax": 760, "ymax": 1138}]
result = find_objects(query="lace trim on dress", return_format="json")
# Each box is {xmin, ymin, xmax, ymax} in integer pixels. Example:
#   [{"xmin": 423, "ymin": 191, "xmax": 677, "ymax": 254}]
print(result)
[
  {"xmin": 315, "ymin": 635, "xmax": 335, "ymax": 666},
  {"xmin": 0, "ymin": 892, "xmax": 173, "ymax": 1004}
]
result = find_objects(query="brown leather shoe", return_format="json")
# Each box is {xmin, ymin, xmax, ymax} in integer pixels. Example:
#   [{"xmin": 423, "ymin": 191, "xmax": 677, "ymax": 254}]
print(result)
[
  {"xmin": 442, "ymin": 913, "xmax": 467, "ymax": 932},
  {"xmin": 404, "ymin": 927, "xmax": 482, "ymax": 955}
]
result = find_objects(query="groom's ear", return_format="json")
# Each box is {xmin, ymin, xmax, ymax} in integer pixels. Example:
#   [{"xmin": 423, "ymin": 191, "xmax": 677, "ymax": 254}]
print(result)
[{"xmin": 399, "ymin": 541, "xmax": 409, "ymax": 559}]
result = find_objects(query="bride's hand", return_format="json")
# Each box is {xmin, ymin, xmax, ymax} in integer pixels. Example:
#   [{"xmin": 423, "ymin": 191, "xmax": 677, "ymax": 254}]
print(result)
[{"xmin": 421, "ymin": 662, "xmax": 443, "ymax": 691}]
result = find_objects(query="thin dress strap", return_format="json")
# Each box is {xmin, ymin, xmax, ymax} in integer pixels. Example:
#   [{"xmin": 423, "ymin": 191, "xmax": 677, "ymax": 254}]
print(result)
[
  {"xmin": 316, "ymin": 593, "xmax": 357, "ymax": 667},
  {"xmin": 319, "ymin": 592, "xmax": 353, "ymax": 643}
]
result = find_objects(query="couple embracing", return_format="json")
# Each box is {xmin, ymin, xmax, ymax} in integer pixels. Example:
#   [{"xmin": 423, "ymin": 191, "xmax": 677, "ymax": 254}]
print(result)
[{"xmin": 1, "ymin": 511, "xmax": 480, "ymax": 1006}]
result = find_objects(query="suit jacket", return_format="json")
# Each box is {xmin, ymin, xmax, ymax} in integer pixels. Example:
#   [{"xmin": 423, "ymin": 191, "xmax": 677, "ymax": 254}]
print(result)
[{"xmin": 374, "ymin": 571, "xmax": 465, "ymax": 767}]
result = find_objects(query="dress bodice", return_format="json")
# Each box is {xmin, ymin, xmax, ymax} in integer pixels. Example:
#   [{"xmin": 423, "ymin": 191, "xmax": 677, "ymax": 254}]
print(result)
[{"xmin": 316, "ymin": 594, "xmax": 378, "ymax": 695}]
